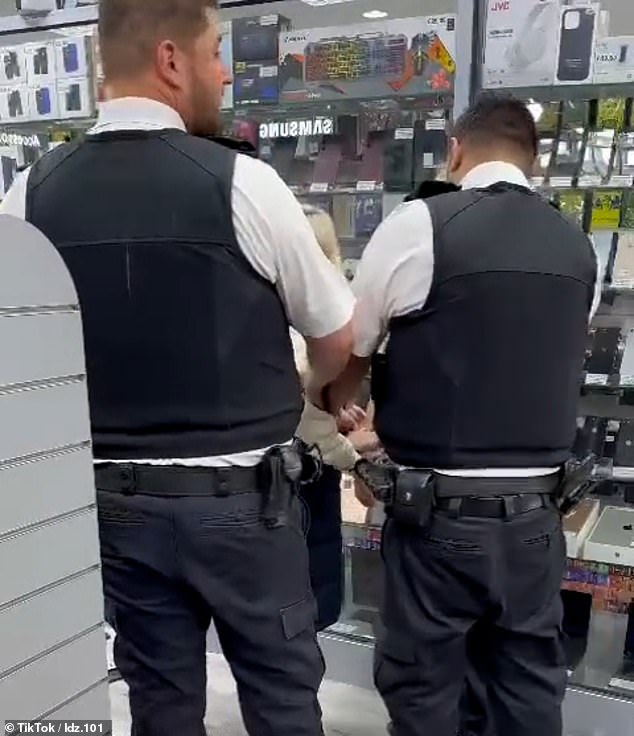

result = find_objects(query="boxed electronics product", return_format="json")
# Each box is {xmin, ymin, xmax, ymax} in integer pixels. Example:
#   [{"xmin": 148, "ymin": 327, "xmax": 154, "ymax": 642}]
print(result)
[
  {"xmin": 584, "ymin": 506, "xmax": 634, "ymax": 566},
  {"xmin": 0, "ymin": 85, "xmax": 28, "ymax": 122},
  {"xmin": 27, "ymin": 83, "xmax": 59, "ymax": 120},
  {"xmin": 56, "ymin": 77, "xmax": 93, "ymax": 119},
  {"xmin": 0, "ymin": 47, "xmax": 27, "ymax": 85},
  {"xmin": 563, "ymin": 498, "xmax": 600, "ymax": 558},
  {"xmin": 54, "ymin": 36, "xmax": 90, "ymax": 79},
  {"xmin": 555, "ymin": 4, "xmax": 599, "ymax": 86},
  {"xmin": 25, "ymin": 42, "xmax": 56, "ymax": 84},
  {"xmin": 594, "ymin": 36, "xmax": 634, "ymax": 84},
  {"xmin": 483, "ymin": 0, "xmax": 560, "ymax": 88},
  {"xmin": 279, "ymin": 15, "xmax": 456, "ymax": 104}
]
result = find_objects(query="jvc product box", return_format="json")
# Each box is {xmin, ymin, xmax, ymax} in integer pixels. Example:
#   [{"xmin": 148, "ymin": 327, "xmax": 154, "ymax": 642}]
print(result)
[
  {"xmin": 0, "ymin": 85, "xmax": 28, "ymax": 122},
  {"xmin": 55, "ymin": 36, "xmax": 91, "ymax": 79},
  {"xmin": 0, "ymin": 46, "xmax": 27, "ymax": 85},
  {"xmin": 27, "ymin": 84, "xmax": 59, "ymax": 121},
  {"xmin": 25, "ymin": 42, "xmax": 56, "ymax": 84},
  {"xmin": 594, "ymin": 36, "xmax": 634, "ymax": 84},
  {"xmin": 57, "ymin": 77, "xmax": 93, "ymax": 119},
  {"xmin": 483, "ymin": 0, "xmax": 560, "ymax": 88}
]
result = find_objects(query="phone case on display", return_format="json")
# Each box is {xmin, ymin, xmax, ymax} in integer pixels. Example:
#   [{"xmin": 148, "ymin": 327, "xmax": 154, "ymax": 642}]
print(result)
[
  {"xmin": 585, "ymin": 327, "xmax": 622, "ymax": 375},
  {"xmin": 270, "ymin": 139, "xmax": 297, "ymax": 182},
  {"xmin": 337, "ymin": 115, "xmax": 361, "ymax": 159},
  {"xmin": 614, "ymin": 420, "xmax": 634, "ymax": 466},
  {"xmin": 36, "ymin": 86, "xmax": 50, "ymax": 114},
  {"xmin": 557, "ymin": 7, "xmax": 596, "ymax": 82},
  {"xmin": 1, "ymin": 156, "xmax": 17, "ymax": 194},
  {"xmin": 384, "ymin": 137, "xmax": 414, "ymax": 192},
  {"xmin": 354, "ymin": 193, "xmax": 383, "ymax": 237},
  {"xmin": 8, "ymin": 89, "xmax": 23, "ymax": 117},
  {"xmin": 33, "ymin": 47, "xmax": 49, "ymax": 76},
  {"xmin": 65, "ymin": 83, "xmax": 82, "ymax": 111},
  {"xmin": 621, "ymin": 192, "xmax": 634, "ymax": 230},
  {"xmin": 63, "ymin": 42, "xmax": 79, "ymax": 73},
  {"xmin": 413, "ymin": 121, "xmax": 448, "ymax": 181},
  {"xmin": 3, "ymin": 50, "xmax": 20, "ymax": 80},
  {"xmin": 357, "ymin": 131, "xmax": 387, "ymax": 184},
  {"xmin": 333, "ymin": 195, "xmax": 356, "ymax": 239},
  {"xmin": 312, "ymin": 139, "xmax": 343, "ymax": 187},
  {"xmin": 573, "ymin": 416, "xmax": 607, "ymax": 459}
]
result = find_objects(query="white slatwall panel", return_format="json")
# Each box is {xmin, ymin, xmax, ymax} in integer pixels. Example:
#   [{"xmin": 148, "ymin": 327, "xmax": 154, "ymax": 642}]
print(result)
[{"xmin": 0, "ymin": 216, "xmax": 109, "ymax": 723}]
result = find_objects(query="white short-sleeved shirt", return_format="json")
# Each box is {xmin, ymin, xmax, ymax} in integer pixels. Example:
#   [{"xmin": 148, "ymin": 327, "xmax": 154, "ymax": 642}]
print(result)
[
  {"xmin": 0, "ymin": 97, "xmax": 354, "ymax": 467},
  {"xmin": 351, "ymin": 160, "xmax": 601, "ymax": 478}
]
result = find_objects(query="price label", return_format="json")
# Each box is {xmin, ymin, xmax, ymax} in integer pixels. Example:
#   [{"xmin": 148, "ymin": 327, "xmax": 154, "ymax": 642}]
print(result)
[
  {"xmin": 426, "ymin": 118, "xmax": 446, "ymax": 131},
  {"xmin": 357, "ymin": 180, "xmax": 376, "ymax": 192},
  {"xmin": 310, "ymin": 182, "xmax": 329, "ymax": 193},
  {"xmin": 549, "ymin": 176, "xmax": 573, "ymax": 188},
  {"xmin": 578, "ymin": 175, "xmax": 603, "ymax": 188},
  {"xmin": 394, "ymin": 127, "xmax": 414, "ymax": 140},
  {"xmin": 260, "ymin": 65, "xmax": 278, "ymax": 78},
  {"xmin": 608, "ymin": 175, "xmax": 633, "ymax": 187},
  {"xmin": 585, "ymin": 373, "xmax": 609, "ymax": 386}
]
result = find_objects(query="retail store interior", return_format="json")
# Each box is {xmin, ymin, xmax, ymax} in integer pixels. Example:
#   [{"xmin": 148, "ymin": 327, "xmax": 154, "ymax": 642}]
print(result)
[{"xmin": 1, "ymin": 0, "xmax": 634, "ymax": 734}]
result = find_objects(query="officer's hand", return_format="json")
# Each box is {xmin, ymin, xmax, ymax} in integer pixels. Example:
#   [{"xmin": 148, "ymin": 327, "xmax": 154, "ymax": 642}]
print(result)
[
  {"xmin": 337, "ymin": 405, "xmax": 367, "ymax": 433},
  {"xmin": 354, "ymin": 476, "xmax": 376, "ymax": 508}
]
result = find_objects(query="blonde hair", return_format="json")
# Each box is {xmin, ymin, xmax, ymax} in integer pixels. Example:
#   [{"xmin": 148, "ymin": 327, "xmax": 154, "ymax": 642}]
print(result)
[{"xmin": 302, "ymin": 203, "xmax": 342, "ymax": 269}]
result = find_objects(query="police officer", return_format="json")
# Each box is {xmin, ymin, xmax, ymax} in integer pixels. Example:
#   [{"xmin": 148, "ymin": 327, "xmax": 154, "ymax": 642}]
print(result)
[
  {"xmin": 0, "ymin": 2, "xmax": 354, "ymax": 735},
  {"xmin": 327, "ymin": 94, "xmax": 600, "ymax": 736}
]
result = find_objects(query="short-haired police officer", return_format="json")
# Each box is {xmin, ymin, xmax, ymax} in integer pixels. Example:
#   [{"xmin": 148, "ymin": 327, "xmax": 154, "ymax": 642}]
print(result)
[
  {"xmin": 326, "ymin": 94, "xmax": 600, "ymax": 736},
  {"xmin": 0, "ymin": 1, "xmax": 354, "ymax": 735}
]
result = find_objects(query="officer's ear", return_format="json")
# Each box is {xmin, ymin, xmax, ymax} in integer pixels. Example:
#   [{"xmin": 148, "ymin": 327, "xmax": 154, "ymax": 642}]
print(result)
[{"xmin": 447, "ymin": 137, "xmax": 463, "ymax": 182}]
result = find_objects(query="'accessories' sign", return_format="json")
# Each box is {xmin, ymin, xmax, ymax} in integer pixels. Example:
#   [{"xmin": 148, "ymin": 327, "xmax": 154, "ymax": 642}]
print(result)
[{"xmin": 259, "ymin": 117, "xmax": 335, "ymax": 139}]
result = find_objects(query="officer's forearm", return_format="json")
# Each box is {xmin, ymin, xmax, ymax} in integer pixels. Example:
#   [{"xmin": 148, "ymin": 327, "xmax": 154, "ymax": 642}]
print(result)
[
  {"xmin": 323, "ymin": 355, "xmax": 371, "ymax": 416},
  {"xmin": 304, "ymin": 321, "xmax": 353, "ymax": 388}
]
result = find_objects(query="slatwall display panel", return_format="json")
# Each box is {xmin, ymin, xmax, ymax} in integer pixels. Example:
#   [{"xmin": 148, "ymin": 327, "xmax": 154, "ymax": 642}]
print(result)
[
  {"xmin": 0, "ymin": 445, "xmax": 94, "ymax": 535},
  {"xmin": 45, "ymin": 682, "xmax": 111, "ymax": 722},
  {"xmin": 0, "ymin": 311, "xmax": 84, "ymax": 387},
  {"xmin": 0, "ymin": 503, "xmax": 99, "ymax": 609},
  {"xmin": 0, "ymin": 380, "xmax": 90, "ymax": 462},
  {"xmin": 0, "ymin": 570, "xmax": 103, "ymax": 674},
  {"xmin": 0, "ymin": 628, "xmax": 108, "ymax": 722},
  {"xmin": 0, "ymin": 216, "xmax": 108, "ymax": 722}
]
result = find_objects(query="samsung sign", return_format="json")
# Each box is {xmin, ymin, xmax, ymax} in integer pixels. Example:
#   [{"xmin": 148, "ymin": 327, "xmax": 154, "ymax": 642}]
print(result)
[{"xmin": 259, "ymin": 117, "xmax": 335, "ymax": 139}]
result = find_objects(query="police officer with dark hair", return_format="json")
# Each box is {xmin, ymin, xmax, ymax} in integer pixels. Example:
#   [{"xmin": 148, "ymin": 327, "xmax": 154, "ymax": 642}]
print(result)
[
  {"xmin": 1, "ymin": 1, "xmax": 354, "ymax": 735},
  {"xmin": 326, "ymin": 93, "xmax": 600, "ymax": 736}
]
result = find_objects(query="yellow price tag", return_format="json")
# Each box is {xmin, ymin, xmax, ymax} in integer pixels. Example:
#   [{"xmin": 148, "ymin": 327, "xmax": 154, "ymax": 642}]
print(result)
[{"xmin": 591, "ymin": 190, "xmax": 623, "ymax": 231}]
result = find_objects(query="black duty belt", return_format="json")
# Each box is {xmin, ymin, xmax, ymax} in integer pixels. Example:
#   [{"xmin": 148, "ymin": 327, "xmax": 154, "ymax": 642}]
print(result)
[
  {"xmin": 435, "ymin": 493, "xmax": 553, "ymax": 519},
  {"xmin": 95, "ymin": 463, "xmax": 264, "ymax": 497},
  {"xmin": 433, "ymin": 473, "xmax": 560, "ymax": 499}
]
